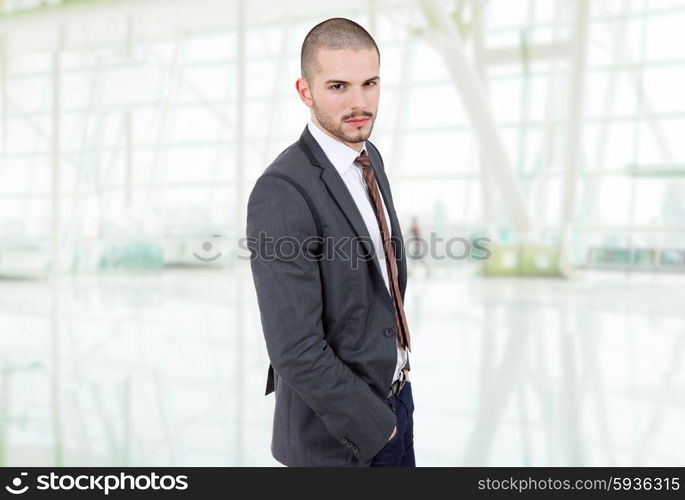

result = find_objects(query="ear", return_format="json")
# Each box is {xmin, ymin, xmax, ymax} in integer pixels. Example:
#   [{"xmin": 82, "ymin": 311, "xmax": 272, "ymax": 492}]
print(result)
[{"xmin": 295, "ymin": 77, "xmax": 313, "ymax": 108}]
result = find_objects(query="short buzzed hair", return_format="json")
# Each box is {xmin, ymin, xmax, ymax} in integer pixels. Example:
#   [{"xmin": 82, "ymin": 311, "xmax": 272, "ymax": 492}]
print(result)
[{"xmin": 301, "ymin": 18, "xmax": 380, "ymax": 83}]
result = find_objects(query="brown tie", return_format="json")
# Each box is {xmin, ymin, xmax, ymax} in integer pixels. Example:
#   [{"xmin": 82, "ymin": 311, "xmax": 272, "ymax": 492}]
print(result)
[{"xmin": 354, "ymin": 150, "xmax": 411, "ymax": 352}]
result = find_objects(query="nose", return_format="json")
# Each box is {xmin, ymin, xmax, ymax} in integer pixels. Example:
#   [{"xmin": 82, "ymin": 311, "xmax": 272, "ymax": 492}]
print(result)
[{"xmin": 347, "ymin": 85, "xmax": 367, "ymax": 114}]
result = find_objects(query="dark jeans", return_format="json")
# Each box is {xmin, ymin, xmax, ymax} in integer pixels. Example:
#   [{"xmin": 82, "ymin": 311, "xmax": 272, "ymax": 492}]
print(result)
[{"xmin": 370, "ymin": 380, "xmax": 415, "ymax": 467}]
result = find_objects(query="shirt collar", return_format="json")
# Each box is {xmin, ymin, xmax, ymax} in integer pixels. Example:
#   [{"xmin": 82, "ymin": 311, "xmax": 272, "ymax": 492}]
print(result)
[{"xmin": 307, "ymin": 119, "xmax": 366, "ymax": 176}]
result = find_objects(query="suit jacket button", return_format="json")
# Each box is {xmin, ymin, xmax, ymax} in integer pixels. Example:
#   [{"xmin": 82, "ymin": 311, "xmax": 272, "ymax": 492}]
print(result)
[
  {"xmin": 352, "ymin": 446, "xmax": 359, "ymax": 452},
  {"xmin": 384, "ymin": 327, "xmax": 395, "ymax": 337},
  {"xmin": 341, "ymin": 437, "xmax": 348, "ymax": 444}
]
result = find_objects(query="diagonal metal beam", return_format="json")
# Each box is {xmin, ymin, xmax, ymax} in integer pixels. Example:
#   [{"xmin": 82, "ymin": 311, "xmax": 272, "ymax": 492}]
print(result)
[{"xmin": 418, "ymin": 0, "xmax": 532, "ymax": 236}]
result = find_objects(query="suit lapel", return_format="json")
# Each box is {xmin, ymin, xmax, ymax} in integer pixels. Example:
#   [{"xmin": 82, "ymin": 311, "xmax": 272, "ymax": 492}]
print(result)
[
  {"xmin": 298, "ymin": 125, "xmax": 407, "ymax": 300},
  {"xmin": 298, "ymin": 127, "xmax": 388, "ymax": 289}
]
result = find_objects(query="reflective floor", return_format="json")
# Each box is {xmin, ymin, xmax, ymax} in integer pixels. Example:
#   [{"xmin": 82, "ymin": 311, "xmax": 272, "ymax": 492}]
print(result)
[{"xmin": 0, "ymin": 262, "xmax": 683, "ymax": 466}]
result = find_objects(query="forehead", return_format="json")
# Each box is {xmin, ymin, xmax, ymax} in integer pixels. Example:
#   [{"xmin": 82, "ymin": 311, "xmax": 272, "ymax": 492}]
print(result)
[{"xmin": 314, "ymin": 48, "xmax": 379, "ymax": 79}]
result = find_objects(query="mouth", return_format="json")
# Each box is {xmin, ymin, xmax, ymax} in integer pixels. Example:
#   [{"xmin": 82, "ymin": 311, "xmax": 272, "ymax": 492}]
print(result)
[{"xmin": 345, "ymin": 117, "xmax": 370, "ymax": 126}]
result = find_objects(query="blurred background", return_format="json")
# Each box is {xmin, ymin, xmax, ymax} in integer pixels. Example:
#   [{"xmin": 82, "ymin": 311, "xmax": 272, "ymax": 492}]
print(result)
[{"xmin": 0, "ymin": 0, "xmax": 683, "ymax": 466}]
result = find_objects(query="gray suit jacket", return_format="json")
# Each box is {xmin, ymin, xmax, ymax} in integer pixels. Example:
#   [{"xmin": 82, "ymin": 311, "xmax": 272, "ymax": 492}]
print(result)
[{"xmin": 246, "ymin": 125, "xmax": 411, "ymax": 467}]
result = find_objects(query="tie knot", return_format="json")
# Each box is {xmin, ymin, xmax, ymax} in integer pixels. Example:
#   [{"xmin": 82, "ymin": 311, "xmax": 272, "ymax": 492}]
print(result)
[{"xmin": 354, "ymin": 150, "xmax": 372, "ymax": 170}]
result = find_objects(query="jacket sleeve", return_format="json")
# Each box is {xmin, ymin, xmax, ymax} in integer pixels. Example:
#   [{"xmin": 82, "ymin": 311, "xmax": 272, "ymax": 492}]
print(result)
[{"xmin": 246, "ymin": 174, "xmax": 396, "ymax": 464}]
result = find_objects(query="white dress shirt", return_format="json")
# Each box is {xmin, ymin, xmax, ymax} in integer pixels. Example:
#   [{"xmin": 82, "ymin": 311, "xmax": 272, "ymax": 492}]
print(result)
[{"xmin": 307, "ymin": 120, "xmax": 408, "ymax": 384}]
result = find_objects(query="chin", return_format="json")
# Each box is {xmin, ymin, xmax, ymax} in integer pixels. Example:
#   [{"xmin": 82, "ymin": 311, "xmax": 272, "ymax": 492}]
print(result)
[{"xmin": 344, "ymin": 122, "xmax": 372, "ymax": 136}]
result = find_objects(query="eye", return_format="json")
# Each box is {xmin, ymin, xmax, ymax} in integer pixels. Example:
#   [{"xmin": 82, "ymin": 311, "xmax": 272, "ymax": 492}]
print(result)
[
  {"xmin": 330, "ymin": 83, "xmax": 344, "ymax": 91},
  {"xmin": 366, "ymin": 80, "xmax": 378, "ymax": 86}
]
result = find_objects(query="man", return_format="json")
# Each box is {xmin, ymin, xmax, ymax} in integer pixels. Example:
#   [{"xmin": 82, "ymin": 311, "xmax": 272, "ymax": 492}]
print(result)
[{"xmin": 246, "ymin": 18, "xmax": 415, "ymax": 467}]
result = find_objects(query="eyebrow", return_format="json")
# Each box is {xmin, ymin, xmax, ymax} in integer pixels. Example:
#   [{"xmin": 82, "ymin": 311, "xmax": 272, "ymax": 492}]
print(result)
[{"xmin": 324, "ymin": 76, "xmax": 380, "ymax": 85}]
